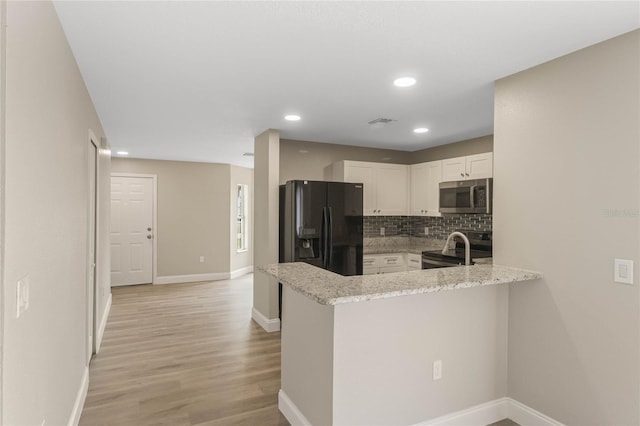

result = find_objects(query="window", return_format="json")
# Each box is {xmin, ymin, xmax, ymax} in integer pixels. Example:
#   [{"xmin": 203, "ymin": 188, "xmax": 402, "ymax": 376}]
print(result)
[{"xmin": 236, "ymin": 184, "xmax": 248, "ymax": 252}]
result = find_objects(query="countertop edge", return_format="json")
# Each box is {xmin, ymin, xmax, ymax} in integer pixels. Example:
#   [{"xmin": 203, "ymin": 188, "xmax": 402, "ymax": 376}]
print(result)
[{"xmin": 258, "ymin": 263, "xmax": 543, "ymax": 306}]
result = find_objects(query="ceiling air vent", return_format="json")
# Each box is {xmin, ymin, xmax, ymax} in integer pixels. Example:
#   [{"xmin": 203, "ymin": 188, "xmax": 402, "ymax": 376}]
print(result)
[
  {"xmin": 368, "ymin": 118, "xmax": 396, "ymax": 129},
  {"xmin": 243, "ymin": 152, "xmax": 254, "ymax": 157}
]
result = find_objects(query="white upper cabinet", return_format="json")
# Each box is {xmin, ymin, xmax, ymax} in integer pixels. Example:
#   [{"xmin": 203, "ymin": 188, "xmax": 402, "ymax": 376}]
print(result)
[
  {"xmin": 333, "ymin": 161, "xmax": 408, "ymax": 216},
  {"xmin": 410, "ymin": 160, "xmax": 442, "ymax": 216},
  {"xmin": 441, "ymin": 152, "xmax": 493, "ymax": 182}
]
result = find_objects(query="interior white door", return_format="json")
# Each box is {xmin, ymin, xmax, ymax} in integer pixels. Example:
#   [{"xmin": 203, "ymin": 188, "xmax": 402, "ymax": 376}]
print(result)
[{"xmin": 111, "ymin": 176, "xmax": 153, "ymax": 286}]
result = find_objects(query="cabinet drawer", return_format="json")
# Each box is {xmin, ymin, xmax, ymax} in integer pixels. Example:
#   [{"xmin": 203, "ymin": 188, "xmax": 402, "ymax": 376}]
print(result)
[
  {"xmin": 363, "ymin": 257, "xmax": 378, "ymax": 267},
  {"xmin": 363, "ymin": 267, "xmax": 379, "ymax": 275},
  {"xmin": 381, "ymin": 255, "xmax": 403, "ymax": 266}
]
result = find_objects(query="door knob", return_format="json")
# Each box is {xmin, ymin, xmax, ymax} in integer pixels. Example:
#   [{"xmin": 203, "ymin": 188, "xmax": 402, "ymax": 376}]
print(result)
[
  {"xmin": 147, "ymin": 227, "xmax": 152, "ymax": 231},
  {"xmin": 147, "ymin": 235, "xmax": 153, "ymax": 239}
]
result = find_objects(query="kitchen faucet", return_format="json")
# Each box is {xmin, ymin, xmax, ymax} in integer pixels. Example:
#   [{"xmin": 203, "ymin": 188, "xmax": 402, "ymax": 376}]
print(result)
[{"xmin": 442, "ymin": 231, "xmax": 471, "ymax": 266}]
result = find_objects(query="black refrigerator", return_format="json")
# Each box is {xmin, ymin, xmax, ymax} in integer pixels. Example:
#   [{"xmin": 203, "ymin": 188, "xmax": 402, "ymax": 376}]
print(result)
[{"xmin": 279, "ymin": 180, "xmax": 363, "ymax": 276}]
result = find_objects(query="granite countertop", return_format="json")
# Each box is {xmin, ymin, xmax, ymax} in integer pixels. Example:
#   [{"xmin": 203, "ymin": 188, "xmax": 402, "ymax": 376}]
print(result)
[{"xmin": 259, "ymin": 262, "xmax": 542, "ymax": 305}]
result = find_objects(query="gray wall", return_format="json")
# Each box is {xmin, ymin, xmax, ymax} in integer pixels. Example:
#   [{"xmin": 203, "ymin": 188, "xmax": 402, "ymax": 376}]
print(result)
[
  {"xmin": 2, "ymin": 2, "xmax": 109, "ymax": 424},
  {"xmin": 111, "ymin": 158, "xmax": 233, "ymax": 277},
  {"xmin": 253, "ymin": 130, "xmax": 281, "ymax": 321},
  {"xmin": 411, "ymin": 135, "xmax": 493, "ymax": 163},
  {"xmin": 495, "ymin": 30, "xmax": 639, "ymax": 425}
]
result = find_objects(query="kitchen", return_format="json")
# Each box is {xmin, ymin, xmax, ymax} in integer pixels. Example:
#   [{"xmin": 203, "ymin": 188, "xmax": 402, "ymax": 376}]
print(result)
[
  {"xmin": 252, "ymin": 29, "xmax": 639, "ymax": 426},
  {"xmin": 3, "ymin": 2, "xmax": 638, "ymax": 426}
]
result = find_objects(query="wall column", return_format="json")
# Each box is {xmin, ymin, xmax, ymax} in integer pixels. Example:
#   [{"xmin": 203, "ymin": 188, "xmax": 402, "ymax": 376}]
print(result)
[{"xmin": 252, "ymin": 129, "xmax": 280, "ymax": 331}]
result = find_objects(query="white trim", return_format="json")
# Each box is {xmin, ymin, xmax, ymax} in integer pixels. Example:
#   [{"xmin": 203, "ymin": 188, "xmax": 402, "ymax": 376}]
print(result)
[
  {"xmin": 278, "ymin": 389, "xmax": 311, "ymax": 426},
  {"xmin": 111, "ymin": 172, "xmax": 158, "ymax": 285},
  {"xmin": 95, "ymin": 293, "xmax": 112, "ymax": 353},
  {"xmin": 507, "ymin": 398, "xmax": 566, "ymax": 426},
  {"xmin": 154, "ymin": 272, "xmax": 230, "ymax": 285},
  {"xmin": 417, "ymin": 397, "xmax": 509, "ymax": 426},
  {"xmin": 251, "ymin": 307, "xmax": 281, "ymax": 332},
  {"xmin": 230, "ymin": 265, "xmax": 253, "ymax": 279},
  {"xmin": 67, "ymin": 367, "xmax": 89, "ymax": 426}
]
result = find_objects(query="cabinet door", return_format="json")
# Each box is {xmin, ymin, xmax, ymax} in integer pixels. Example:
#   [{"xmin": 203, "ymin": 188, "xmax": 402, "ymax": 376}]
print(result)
[
  {"xmin": 406, "ymin": 253, "xmax": 422, "ymax": 270},
  {"xmin": 375, "ymin": 164, "xmax": 408, "ymax": 215},
  {"xmin": 344, "ymin": 162, "xmax": 376, "ymax": 215},
  {"xmin": 466, "ymin": 153, "xmax": 493, "ymax": 179},
  {"xmin": 410, "ymin": 163, "xmax": 429, "ymax": 215},
  {"xmin": 441, "ymin": 156, "xmax": 466, "ymax": 182},
  {"xmin": 425, "ymin": 161, "xmax": 443, "ymax": 214}
]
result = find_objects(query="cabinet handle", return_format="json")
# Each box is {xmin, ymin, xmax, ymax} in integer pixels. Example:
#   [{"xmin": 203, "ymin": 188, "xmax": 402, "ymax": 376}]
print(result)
[
  {"xmin": 460, "ymin": 173, "xmax": 464, "ymax": 177},
  {"xmin": 465, "ymin": 173, "xmax": 469, "ymax": 177}
]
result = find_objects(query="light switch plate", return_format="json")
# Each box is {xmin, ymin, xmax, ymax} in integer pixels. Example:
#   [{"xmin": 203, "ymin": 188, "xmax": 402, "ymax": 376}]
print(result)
[{"xmin": 614, "ymin": 259, "xmax": 633, "ymax": 285}]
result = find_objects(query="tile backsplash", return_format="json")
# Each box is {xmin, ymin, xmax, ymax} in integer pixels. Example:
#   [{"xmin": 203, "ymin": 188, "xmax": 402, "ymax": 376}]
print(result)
[{"xmin": 364, "ymin": 214, "xmax": 492, "ymax": 239}]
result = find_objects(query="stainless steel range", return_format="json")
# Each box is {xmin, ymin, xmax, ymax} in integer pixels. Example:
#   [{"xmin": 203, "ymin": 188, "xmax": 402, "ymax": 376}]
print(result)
[{"xmin": 421, "ymin": 230, "xmax": 492, "ymax": 269}]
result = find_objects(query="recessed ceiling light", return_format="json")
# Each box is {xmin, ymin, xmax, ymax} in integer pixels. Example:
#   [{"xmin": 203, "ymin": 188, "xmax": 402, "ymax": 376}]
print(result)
[
  {"xmin": 116, "ymin": 151, "xmax": 129, "ymax": 155},
  {"xmin": 413, "ymin": 128, "xmax": 429, "ymax": 134},
  {"xmin": 285, "ymin": 114, "xmax": 301, "ymax": 121},
  {"xmin": 393, "ymin": 77, "xmax": 416, "ymax": 88},
  {"xmin": 298, "ymin": 150, "xmax": 309, "ymax": 154}
]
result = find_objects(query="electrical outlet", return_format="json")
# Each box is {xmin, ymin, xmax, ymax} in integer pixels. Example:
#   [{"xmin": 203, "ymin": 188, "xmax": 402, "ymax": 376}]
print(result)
[
  {"xmin": 380, "ymin": 227, "xmax": 385, "ymax": 236},
  {"xmin": 433, "ymin": 360, "xmax": 442, "ymax": 381},
  {"xmin": 199, "ymin": 256, "xmax": 205, "ymax": 263},
  {"xmin": 424, "ymin": 227, "xmax": 429, "ymax": 236},
  {"xmin": 16, "ymin": 275, "xmax": 30, "ymax": 318}
]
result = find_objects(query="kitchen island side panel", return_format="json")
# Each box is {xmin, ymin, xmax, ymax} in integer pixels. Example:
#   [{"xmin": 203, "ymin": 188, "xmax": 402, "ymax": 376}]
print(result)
[
  {"xmin": 281, "ymin": 287, "xmax": 334, "ymax": 425},
  {"xmin": 332, "ymin": 284, "xmax": 508, "ymax": 425}
]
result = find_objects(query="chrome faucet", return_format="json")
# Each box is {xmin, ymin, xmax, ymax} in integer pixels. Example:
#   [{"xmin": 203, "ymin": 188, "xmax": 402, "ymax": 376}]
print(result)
[{"xmin": 442, "ymin": 231, "xmax": 471, "ymax": 266}]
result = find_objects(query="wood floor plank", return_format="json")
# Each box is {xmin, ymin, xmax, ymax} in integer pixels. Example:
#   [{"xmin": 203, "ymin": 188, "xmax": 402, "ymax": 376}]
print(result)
[{"xmin": 80, "ymin": 274, "xmax": 288, "ymax": 426}]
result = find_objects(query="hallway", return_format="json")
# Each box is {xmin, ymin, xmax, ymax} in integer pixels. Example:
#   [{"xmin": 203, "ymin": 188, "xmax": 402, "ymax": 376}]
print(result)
[{"xmin": 80, "ymin": 275, "xmax": 288, "ymax": 425}]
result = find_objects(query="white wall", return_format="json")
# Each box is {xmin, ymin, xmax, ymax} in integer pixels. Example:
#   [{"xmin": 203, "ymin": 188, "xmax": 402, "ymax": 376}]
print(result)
[
  {"xmin": 494, "ymin": 29, "xmax": 639, "ymax": 425},
  {"xmin": 2, "ymin": 2, "xmax": 108, "ymax": 425}
]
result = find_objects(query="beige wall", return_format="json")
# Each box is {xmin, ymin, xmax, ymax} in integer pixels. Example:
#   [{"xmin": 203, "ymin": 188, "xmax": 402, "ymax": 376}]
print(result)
[
  {"xmin": 280, "ymin": 136, "xmax": 492, "ymax": 185},
  {"xmin": 253, "ymin": 129, "xmax": 280, "ymax": 321},
  {"xmin": 2, "ymin": 2, "xmax": 108, "ymax": 425},
  {"xmin": 230, "ymin": 165, "xmax": 254, "ymax": 272},
  {"xmin": 494, "ymin": 30, "xmax": 639, "ymax": 425},
  {"xmin": 111, "ymin": 158, "xmax": 232, "ymax": 277},
  {"xmin": 410, "ymin": 134, "xmax": 493, "ymax": 163},
  {"xmin": 279, "ymin": 138, "xmax": 411, "ymax": 184}
]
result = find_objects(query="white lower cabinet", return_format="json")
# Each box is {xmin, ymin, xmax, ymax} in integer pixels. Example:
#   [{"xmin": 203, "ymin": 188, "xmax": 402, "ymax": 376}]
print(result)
[
  {"xmin": 363, "ymin": 253, "xmax": 422, "ymax": 275},
  {"xmin": 406, "ymin": 253, "xmax": 422, "ymax": 270}
]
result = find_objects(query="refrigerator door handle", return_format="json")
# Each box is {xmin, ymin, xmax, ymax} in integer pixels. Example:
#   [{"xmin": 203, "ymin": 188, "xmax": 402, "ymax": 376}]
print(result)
[
  {"xmin": 322, "ymin": 206, "xmax": 329, "ymax": 269},
  {"xmin": 327, "ymin": 206, "xmax": 333, "ymax": 268}
]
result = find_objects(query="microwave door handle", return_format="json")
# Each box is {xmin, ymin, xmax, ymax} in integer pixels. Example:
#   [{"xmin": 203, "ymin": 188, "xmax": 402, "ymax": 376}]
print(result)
[{"xmin": 469, "ymin": 185, "xmax": 477, "ymax": 208}]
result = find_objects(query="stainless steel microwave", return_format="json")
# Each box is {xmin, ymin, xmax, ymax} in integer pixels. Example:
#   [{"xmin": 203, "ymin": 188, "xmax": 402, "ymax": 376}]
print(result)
[{"xmin": 439, "ymin": 178, "xmax": 492, "ymax": 214}]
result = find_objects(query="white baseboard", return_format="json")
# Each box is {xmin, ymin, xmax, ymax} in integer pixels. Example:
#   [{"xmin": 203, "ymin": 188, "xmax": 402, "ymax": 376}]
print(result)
[
  {"xmin": 154, "ymin": 272, "xmax": 230, "ymax": 285},
  {"xmin": 418, "ymin": 397, "xmax": 509, "ymax": 426},
  {"xmin": 507, "ymin": 398, "xmax": 566, "ymax": 426},
  {"xmin": 67, "ymin": 367, "xmax": 89, "ymax": 426},
  {"xmin": 278, "ymin": 393, "xmax": 563, "ymax": 426},
  {"xmin": 95, "ymin": 293, "xmax": 112, "ymax": 353},
  {"xmin": 230, "ymin": 265, "xmax": 254, "ymax": 279},
  {"xmin": 251, "ymin": 307, "xmax": 280, "ymax": 332},
  {"xmin": 278, "ymin": 389, "xmax": 311, "ymax": 426}
]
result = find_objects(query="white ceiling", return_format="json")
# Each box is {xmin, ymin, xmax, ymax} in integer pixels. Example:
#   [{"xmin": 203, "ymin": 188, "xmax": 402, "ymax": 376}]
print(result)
[{"xmin": 53, "ymin": 1, "xmax": 639, "ymax": 168}]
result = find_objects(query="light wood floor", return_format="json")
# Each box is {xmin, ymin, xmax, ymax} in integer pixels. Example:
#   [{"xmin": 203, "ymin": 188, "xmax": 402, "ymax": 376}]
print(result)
[{"xmin": 80, "ymin": 274, "xmax": 288, "ymax": 426}]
